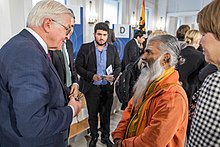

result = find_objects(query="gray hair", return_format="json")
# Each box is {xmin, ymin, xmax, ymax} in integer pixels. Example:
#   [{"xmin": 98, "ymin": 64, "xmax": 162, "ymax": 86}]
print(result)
[
  {"xmin": 26, "ymin": 0, "xmax": 73, "ymax": 27},
  {"xmin": 148, "ymin": 34, "xmax": 184, "ymax": 67},
  {"xmin": 147, "ymin": 30, "xmax": 167, "ymax": 44}
]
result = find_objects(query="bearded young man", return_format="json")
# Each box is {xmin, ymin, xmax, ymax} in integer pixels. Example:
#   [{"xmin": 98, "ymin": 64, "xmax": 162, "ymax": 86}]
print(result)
[
  {"xmin": 76, "ymin": 22, "xmax": 121, "ymax": 147},
  {"xmin": 112, "ymin": 34, "xmax": 188, "ymax": 147}
]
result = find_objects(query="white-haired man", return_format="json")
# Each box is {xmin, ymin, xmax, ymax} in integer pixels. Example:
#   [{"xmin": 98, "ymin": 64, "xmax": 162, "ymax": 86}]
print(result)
[
  {"xmin": 0, "ymin": 0, "xmax": 82, "ymax": 147},
  {"xmin": 112, "ymin": 35, "xmax": 188, "ymax": 147}
]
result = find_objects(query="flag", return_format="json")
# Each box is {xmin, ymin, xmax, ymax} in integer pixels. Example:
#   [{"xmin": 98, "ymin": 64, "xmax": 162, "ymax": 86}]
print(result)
[{"xmin": 139, "ymin": 0, "xmax": 145, "ymax": 31}]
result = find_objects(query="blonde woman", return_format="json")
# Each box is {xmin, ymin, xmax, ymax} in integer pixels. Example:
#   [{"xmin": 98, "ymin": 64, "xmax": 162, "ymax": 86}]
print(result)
[{"xmin": 185, "ymin": 30, "xmax": 202, "ymax": 49}]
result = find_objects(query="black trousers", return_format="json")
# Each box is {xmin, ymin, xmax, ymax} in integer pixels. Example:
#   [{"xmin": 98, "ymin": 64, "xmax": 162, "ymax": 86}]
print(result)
[{"xmin": 85, "ymin": 84, "xmax": 114, "ymax": 139}]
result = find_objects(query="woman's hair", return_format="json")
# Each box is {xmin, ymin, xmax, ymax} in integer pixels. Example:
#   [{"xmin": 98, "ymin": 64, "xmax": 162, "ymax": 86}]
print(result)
[
  {"xmin": 176, "ymin": 25, "xmax": 190, "ymax": 41},
  {"xmin": 185, "ymin": 30, "xmax": 202, "ymax": 45},
  {"xmin": 26, "ymin": 0, "xmax": 72, "ymax": 27},
  {"xmin": 197, "ymin": 0, "xmax": 220, "ymax": 41}
]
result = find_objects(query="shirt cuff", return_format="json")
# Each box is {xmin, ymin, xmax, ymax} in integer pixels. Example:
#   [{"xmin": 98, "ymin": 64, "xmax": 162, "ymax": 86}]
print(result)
[
  {"xmin": 68, "ymin": 105, "xmax": 75, "ymax": 116},
  {"xmin": 72, "ymin": 83, "xmax": 79, "ymax": 88}
]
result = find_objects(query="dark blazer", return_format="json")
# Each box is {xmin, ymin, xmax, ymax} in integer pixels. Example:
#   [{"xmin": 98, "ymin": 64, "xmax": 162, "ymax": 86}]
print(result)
[
  {"xmin": 49, "ymin": 39, "xmax": 78, "ymax": 94},
  {"xmin": 75, "ymin": 41, "xmax": 121, "ymax": 94},
  {"xmin": 199, "ymin": 63, "xmax": 218, "ymax": 82},
  {"xmin": 0, "ymin": 29, "xmax": 73, "ymax": 147},
  {"xmin": 177, "ymin": 46, "xmax": 206, "ymax": 104},
  {"xmin": 121, "ymin": 39, "xmax": 142, "ymax": 71}
]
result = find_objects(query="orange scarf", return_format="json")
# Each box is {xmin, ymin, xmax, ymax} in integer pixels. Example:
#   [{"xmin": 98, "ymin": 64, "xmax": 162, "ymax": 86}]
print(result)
[{"xmin": 124, "ymin": 67, "xmax": 177, "ymax": 138}]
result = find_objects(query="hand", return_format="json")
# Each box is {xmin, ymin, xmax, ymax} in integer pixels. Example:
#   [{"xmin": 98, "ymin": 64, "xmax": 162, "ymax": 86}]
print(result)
[
  {"xmin": 105, "ymin": 75, "xmax": 114, "ymax": 82},
  {"xmin": 68, "ymin": 96, "xmax": 82, "ymax": 117},
  {"xmin": 69, "ymin": 83, "xmax": 79, "ymax": 98},
  {"xmin": 140, "ymin": 43, "xmax": 144, "ymax": 49},
  {"xmin": 93, "ymin": 74, "xmax": 102, "ymax": 81},
  {"xmin": 114, "ymin": 138, "xmax": 122, "ymax": 147}
]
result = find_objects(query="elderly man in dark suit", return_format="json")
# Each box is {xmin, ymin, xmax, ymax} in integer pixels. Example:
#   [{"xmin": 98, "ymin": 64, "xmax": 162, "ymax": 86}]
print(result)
[
  {"xmin": 0, "ymin": 1, "xmax": 82, "ymax": 147},
  {"xmin": 76, "ymin": 22, "xmax": 121, "ymax": 147}
]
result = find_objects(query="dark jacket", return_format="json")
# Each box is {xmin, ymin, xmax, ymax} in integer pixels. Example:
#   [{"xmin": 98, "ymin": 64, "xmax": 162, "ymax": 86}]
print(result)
[
  {"xmin": 75, "ymin": 41, "xmax": 121, "ymax": 94},
  {"xmin": 177, "ymin": 46, "xmax": 206, "ymax": 104},
  {"xmin": 49, "ymin": 39, "xmax": 78, "ymax": 95},
  {"xmin": 0, "ymin": 29, "xmax": 72, "ymax": 147},
  {"xmin": 121, "ymin": 39, "xmax": 142, "ymax": 71},
  {"xmin": 198, "ymin": 63, "xmax": 218, "ymax": 82}
]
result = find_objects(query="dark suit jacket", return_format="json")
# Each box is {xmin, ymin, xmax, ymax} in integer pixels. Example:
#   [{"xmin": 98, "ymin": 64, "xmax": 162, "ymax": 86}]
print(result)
[
  {"xmin": 199, "ymin": 64, "xmax": 218, "ymax": 82},
  {"xmin": 0, "ymin": 29, "xmax": 73, "ymax": 147},
  {"xmin": 75, "ymin": 41, "xmax": 121, "ymax": 94},
  {"xmin": 49, "ymin": 39, "xmax": 78, "ymax": 95},
  {"xmin": 121, "ymin": 39, "xmax": 142, "ymax": 71},
  {"xmin": 177, "ymin": 46, "xmax": 206, "ymax": 104}
]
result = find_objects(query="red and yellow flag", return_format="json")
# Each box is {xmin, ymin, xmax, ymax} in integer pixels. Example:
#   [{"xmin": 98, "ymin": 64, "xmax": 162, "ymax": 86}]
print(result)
[{"xmin": 139, "ymin": 0, "xmax": 145, "ymax": 31}]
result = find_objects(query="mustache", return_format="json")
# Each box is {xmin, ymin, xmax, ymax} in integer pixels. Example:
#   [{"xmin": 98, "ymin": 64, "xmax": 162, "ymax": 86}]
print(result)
[
  {"xmin": 95, "ymin": 40, "xmax": 106, "ymax": 46},
  {"xmin": 139, "ymin": 58, "xmax": 152, "ymax": 69}
]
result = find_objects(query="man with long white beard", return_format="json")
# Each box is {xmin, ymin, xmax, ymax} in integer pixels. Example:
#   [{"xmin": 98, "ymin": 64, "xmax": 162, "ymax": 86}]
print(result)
[{"xmin": 112, "ymin": 34, "xmax": 188, "ymax": 147}]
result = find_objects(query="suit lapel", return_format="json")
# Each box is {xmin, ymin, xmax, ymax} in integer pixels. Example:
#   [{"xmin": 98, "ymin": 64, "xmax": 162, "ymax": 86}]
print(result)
[
  {"xmin": 56, "ymin": 51, "xmax": 66, "ymax": 75},
  {"xmin": 47, "ymin": 57, "xmax": 68, "ymax": 101},
  {"xmin": 66, "ymin": 41, "xmax": 74, "ymax": 70},
  {"xmin": 106, "ymin": 45, "xmax": 113, "ymax": 69},
  {"xmin": 90, "ymin": 43, "xmax": 97, "ymax": 69},
  {"xmin": 20, "ymin": 29, "xmax": 68, "ymax": 101}
]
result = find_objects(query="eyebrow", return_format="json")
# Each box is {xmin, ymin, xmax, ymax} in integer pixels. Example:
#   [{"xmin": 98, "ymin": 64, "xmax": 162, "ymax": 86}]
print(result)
[{"xmin": 97, "ymin": 33, "xmax": 108, "ymax": 35}]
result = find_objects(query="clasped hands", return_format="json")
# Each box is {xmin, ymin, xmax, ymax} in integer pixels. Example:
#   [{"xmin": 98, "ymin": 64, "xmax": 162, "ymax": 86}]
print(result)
[{"xmin": 68, "ymin": 83, "xmax": 82, "ymax": 117}]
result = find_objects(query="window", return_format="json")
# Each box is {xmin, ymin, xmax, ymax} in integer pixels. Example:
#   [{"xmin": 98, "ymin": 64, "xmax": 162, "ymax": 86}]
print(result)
[{"xmin": 103, "ymin": 0, "xmax": 119, "ymax": 28}]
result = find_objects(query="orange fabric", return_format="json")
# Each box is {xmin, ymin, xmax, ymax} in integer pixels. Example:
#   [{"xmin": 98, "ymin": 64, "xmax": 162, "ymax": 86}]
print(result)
[
  {"xmin": 125, "ymin": 68, "xmax": 176, "ymax": 138},
  {"xmin": 112, "ymin": 70, "xmax": 188, "ymax": 147}
]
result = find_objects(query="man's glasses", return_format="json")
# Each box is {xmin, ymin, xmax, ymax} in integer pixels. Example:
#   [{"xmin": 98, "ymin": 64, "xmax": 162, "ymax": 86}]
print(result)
[{"xmin": 51, "ymin": 19, "xmax": 72, "ymax": 36}]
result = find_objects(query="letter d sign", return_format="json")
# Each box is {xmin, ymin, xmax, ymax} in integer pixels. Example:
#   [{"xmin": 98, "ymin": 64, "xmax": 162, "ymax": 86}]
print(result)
[{"xmin": 120, "ymin": 27, "xmax": 125, "ymax": 34}]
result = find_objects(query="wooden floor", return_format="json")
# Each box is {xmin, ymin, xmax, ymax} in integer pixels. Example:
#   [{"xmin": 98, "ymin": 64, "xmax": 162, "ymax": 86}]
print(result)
[
  {"xmin": 69, "ymin": 118, "xmax": 90, "ymax": 139},
  {"xmin": 69, "ymin": 110, "xmax": 123, "ymax": 147}
]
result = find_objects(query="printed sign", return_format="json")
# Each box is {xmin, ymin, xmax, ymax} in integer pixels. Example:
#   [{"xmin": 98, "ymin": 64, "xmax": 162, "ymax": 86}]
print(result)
[{"xmin": 114, "ymin": 24, "xmax": 130, "ymax": 38}]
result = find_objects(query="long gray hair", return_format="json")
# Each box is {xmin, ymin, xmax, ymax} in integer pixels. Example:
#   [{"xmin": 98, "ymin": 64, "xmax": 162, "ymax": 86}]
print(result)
[
  {"xmin": 133, "ymin": 34, "xmax": 184, "ymax": 104},
  {"xmin": 149, "ymin": 34, "xmax": 184, "ymax": 67}
]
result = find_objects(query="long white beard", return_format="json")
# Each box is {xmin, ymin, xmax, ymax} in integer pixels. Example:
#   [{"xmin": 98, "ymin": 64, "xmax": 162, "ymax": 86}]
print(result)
[{"xmin": 133, "ymin": 56, "xmax": 165, "ymax": 103}]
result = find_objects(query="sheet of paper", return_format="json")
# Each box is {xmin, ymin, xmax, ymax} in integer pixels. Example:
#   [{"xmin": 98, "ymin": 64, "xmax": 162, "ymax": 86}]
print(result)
[{"xmin": 106, "ymin": 65, "xmax": 113, "ymax": 75}]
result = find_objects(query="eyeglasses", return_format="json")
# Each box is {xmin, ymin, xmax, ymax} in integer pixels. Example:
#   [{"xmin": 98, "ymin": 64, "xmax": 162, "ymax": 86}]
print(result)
[{"xmin": 51, "ymin": 19, "xmax": 72, "ymax": 36}]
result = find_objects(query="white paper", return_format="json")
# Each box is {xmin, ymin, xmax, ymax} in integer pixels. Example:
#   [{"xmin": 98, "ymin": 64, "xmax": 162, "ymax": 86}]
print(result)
[{"xmin": 106, "ymin": 65, "xmax": 113, "ymax": 75}]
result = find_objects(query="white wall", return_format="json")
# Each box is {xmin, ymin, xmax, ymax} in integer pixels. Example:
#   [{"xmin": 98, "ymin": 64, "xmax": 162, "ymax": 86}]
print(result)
[
  {"xmin": 0, "ymin": 0, "xmax": 31, "ymax": 47},
  {"xmin": 157, "ymin": 0, "xmax": 212, "ymax": 35},
  {"xmin": 0, "ymin": 0, "xmax": 12, "ymax": 47},
  {"xmin": 167, "ymin": 0, "xmax": 200, "ymax": 13},
  {"xmin": 156, "ymin": 0, "xmax": 167, "ymax": 30},
  {"xmin": 0, "ymin": 0, "xmax": 213, "ymax": 47}
]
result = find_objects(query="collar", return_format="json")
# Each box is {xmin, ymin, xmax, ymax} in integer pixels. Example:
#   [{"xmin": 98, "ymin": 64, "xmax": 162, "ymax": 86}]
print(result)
[
  {"xmin": 134, "ymin": 38, "xmax": 140, "ymax": 47},
  {"xmin": 94, "ymin": 41, "xmax": 108, "ymax": 52},
  {"xmin": 26, "ymin": 27, "xmax": 48, "ymax": 54}
]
